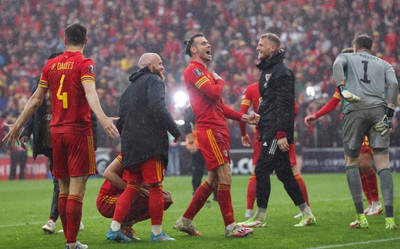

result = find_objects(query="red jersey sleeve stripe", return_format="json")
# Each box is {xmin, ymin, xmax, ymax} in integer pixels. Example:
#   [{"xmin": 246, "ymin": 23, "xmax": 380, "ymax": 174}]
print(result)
[
  {"xmin": 81, "ymin": 74, "xmax": 95, "ymax": 80},
  {"xmin": 333, "ymin": 88, "xmax": 342, "ymax": 100},
  {"xmin": 241, "ymin": 99, "xmax": 251, "ymax": 106},
  {"xmin": 206, "ymin": 129, "xmax": 225, "ymax": 165},
  {"xmin": 115, "ymin": 154, "xmax": 122, "ymax": 165},
  {"xmin": 333, "ymin": 91, "xmax": 341, "ymax": 100},
  {"xmin": 38, "ymin": 83, "xmax": 48, "ymax": 89},
  {"xmin": 81, "ymin": 76, "xmax": 95, "ymax": 84},
  {"xmin": 195, "ymin": 76, "xmax": 210, "ymax": 89},
  {"xmin": 39, "ymin": 80, "xmax": 48, "ymax": 88}
]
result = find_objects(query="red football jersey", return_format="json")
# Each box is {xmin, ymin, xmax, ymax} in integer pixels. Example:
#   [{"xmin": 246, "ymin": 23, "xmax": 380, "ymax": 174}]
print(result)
[
  {"xmin": 39, "ymin": 51, "xmax": 94, "ymax": 135},
  {"xmin": 239, "ymin": 82, "xmax": 261, "ymax": 136},
  {"xmin": 240, "ymin": 82, "xmax": 261, "ymax": 112},
  {"xmin": 184, "ymin": 61, "xmax": 227, "ymax": 130},
  {"xmin": 98, "ymin": 154, "xmax": 124, "ymax": 196}
]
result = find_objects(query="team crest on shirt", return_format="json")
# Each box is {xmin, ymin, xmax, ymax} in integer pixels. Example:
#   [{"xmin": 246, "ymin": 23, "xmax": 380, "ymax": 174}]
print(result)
[
  {"xmin": 223, "ymin": 150, "xmax": 228, "ymax": 157},
  {"xmin": 193, "ymin": 68, "xmax": 204, "ymax": 78},
  {"xmin": 88, "ymin": 65, "xmax": 95, "ymax": 75},
  {"xmin": 264, "ymin": 74, "xmax": 271, "ymax": 88}
]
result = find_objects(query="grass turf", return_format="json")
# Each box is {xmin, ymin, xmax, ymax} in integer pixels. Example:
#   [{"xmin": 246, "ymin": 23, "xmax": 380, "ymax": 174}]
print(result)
[{"xmin": 0, "ymin": 173, "xmax": 399, "ymax": 248}]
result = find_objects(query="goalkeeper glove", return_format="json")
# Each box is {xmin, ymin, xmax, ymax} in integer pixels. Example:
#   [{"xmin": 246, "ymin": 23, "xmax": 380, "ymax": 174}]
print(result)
[
  {"xmin": 337, "ymin": 82, "xmax": 360, "ymax": 103},
  {"xmin": 374, "ymin": 105, "xmax": 395, "ymax": 136}
]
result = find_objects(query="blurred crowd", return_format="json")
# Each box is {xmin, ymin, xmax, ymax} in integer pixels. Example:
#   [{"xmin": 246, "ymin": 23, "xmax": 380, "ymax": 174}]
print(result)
[{"xmin": 1, "ymin": 0, "xmax": 400, "ymax": 152}]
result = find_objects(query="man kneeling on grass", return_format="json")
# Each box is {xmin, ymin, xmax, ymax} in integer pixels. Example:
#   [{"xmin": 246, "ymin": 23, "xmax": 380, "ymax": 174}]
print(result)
[{"xmin": 97, "ymin": 153, "xmax": 173, "ymax": 242}]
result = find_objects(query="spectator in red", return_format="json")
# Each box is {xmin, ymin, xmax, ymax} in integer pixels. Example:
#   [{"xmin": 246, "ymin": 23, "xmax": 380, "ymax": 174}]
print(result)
[{"xmin": 385, "ymin": 27, "xmax": 398, "ymax": 54}]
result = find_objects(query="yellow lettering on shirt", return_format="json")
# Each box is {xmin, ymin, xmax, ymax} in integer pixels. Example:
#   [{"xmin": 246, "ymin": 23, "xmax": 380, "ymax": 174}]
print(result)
[{"xmin": 56, "ymin": 62, "xmax": 74, "ymax": 70}]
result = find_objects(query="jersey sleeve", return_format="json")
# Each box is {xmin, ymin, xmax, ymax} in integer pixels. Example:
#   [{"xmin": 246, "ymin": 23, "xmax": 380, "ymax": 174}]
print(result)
[
  {"xmin": 38, "ymin": 63, "xmax": 50, "ymax": 89},
  {"xmin": 224, "ymin": 104, "xmax": 242, "ymax": 121},
  {"xmin": 315, "ymin": 91, "xmax": 341, "ymax": 118},
  {"xmin": 332, "ymin": 53, "xmax": 348, "ymax": 85},
  {"xmin": 385, "ymin": 63, "xmax": 399, "ymax": 106},
  {"xmin": 115, "ymin": 153, "xmax": 122, "ymax": 165},
  {"xmin": 239, "ymin": 88, "xmax": 252, "ymax": 136},
  {"xmin": 80, "ymin": 59, "xmax": 96, "ymax": 84}
]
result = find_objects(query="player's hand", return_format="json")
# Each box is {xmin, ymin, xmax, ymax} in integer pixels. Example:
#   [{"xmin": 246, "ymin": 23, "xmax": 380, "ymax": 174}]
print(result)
[
  {"xmin": 20, "ymin": 136, "xmax": 29, "ymax": 150},
  {"xmin": 241, "ymin": 134, "xmax": 251, "ymax": 147},
  {"xmin": 374, "ymin": 105, "xmax": 395, "ymax": 136},
  {"xmin": 247, "ymin": 113, "xmax": 260, "ymax": 125},
  {"xmin": 100, "ymin": 116, "xmax": 120, "ymax": 139},
  {"xmin": 340, "ymin": 90, "xmax": 361, "ymax": 103},
  {"xmin": 212, "ymin": 71, "xmax": 222, "ymax": 81},
  {"xmin": 337, "ymin": 81, "xmax": 360, "ymax": 103},
  {"xmin": 304, "ymin": 114, "xmax": 317, "ymax": 126},
  {"xmin": 277, "ymin": 137, "xmax": 289, "ymax": 152},
  {"xmin": 2, "ymin": 123, "xmax": 21, "ymax": 147},
  {"xmin": 139, "ymin": 188, "xmax": 149, "ymax": 198},
  {"xmin": 187, "ymin": 143, "xmax": 198, "ymax": 153}
]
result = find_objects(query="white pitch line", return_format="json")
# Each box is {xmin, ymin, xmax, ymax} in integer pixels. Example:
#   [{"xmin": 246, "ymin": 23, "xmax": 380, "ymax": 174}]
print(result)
[{"xmin": 307, "ymin": 237, "xmax": 400, "ymax": 249}]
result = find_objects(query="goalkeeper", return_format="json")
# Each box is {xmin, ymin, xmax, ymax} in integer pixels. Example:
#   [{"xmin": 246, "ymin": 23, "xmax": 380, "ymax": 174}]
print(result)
[{"xmin": 332, "ymin": 34, "xmax": 398, "ymax": 229}]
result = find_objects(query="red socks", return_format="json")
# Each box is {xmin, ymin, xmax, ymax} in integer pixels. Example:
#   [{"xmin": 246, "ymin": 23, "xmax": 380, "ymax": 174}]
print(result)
[
  {"xmin": 184, "ymin": 181, "xmax": 214, "ymax": 220},
  {"xmin": 294, "ymin": 174, "xmax": 310, "ymax": 206},
  {"xmin": 361, "ymin": 167, "xmax": 379, "ymax": 203},
  {"xmin": 246, "ymin": 174, "xmax": 257, "ymax": 210},
  {"xmin": 113, "ymin": 184, "xmax": 140, "ymax": 223},
  {"xmin": 66, "ymin": 195, "xmax": 83, "ymax": 243},
  {"xmin": 58, "ymin": 193, "xmax": 68, "ymax": 239},
  {"xmin": 361, "ymin": 171, "xmax": 372, "ymax": 203},
  {"xmin": 148, "ymin": 185, "xmax": 164, "ymax": 225},
  {"xmin": 217, "ymin": 183, "xmax": 235, "ymax": 226},
  {"xmin": 367, "ymin": 168, "xmax": 379, "ymax": 202}
]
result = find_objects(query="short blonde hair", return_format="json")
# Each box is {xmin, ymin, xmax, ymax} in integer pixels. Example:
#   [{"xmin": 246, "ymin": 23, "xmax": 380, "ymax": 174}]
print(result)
[{"xmin": 259, "ymin": 33, "xmax": 281, "ymax": 48}]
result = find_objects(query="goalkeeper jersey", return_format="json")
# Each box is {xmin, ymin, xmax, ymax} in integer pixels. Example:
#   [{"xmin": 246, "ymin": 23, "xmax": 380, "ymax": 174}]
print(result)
[{"xmin": 332, "ymin": 51, "xmax": 398, "ymax": 114}]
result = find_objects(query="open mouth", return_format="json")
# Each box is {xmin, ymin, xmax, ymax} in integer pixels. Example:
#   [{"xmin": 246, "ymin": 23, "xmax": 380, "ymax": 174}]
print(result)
[{"xmin": 206, "ymin": 50, "xmax": 211, "ymax": 55}]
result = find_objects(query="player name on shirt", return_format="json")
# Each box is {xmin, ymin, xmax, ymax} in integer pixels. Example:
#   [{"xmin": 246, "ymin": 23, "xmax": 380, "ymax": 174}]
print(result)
[{"xmin": 51, "ymin": 62, "xmax": 75, "ymax": 70}]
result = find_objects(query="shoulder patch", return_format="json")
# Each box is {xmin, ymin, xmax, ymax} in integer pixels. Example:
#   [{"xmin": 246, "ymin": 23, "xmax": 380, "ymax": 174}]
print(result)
[
  {"xmin": 193, "ymin": 68, "xmax": 204, "ymax": 78},
  {"xmin": 88, "ymin": 65, "xmax": 95, "ymax": 75}
]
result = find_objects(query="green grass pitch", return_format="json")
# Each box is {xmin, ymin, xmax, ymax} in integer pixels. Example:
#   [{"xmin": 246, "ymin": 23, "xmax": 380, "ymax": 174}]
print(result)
[{"xmin": 0, "ymin": 173, "xmax": 399, "ymax": 248}]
